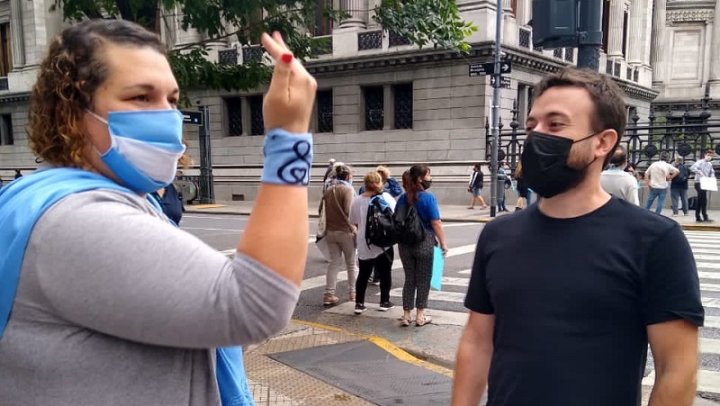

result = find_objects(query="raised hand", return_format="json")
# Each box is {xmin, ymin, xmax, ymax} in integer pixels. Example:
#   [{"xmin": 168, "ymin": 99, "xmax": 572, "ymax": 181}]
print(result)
[{"xmin": 261, "ymin": 32, "xmax": 317, "ymax": 134}]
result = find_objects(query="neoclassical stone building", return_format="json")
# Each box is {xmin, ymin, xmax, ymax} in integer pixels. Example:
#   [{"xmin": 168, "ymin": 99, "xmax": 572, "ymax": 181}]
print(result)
[
  {"xmin": 0, "ymin": 0, "xmax": 708, "ymax": 201},
  {"xmin": 651, "ymin": 0, "xmax": 720, "ymax": 116}
]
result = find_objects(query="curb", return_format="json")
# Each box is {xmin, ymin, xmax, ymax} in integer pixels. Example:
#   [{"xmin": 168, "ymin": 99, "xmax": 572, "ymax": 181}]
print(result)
[
  {"xmin": 291, "ymin": 319, "xmax": 454, "ymax": 378},
  {"xmin": 184, "ymin": 208, "xmax": 720, "ymax": 231}
]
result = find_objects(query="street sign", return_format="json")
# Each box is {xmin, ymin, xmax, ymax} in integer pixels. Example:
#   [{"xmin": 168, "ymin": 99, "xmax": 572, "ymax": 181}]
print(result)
[
  {"xmin": 490, "ymin": 76, "xmax": 512, "ymax": 89},
  {"xmin": 469, "ymin": 63, "xmax": 488, "ymax": 77},
  {"xmin": 469, "ymin": 61, "xmax": 512, "ymax": 77},
  {"xmin": 489, "ymin": 61, "xmax": 512, "ymax": 74},
  {"xmin": 181, "ymin": 110, "xmax": 203, "ymax": 126}
]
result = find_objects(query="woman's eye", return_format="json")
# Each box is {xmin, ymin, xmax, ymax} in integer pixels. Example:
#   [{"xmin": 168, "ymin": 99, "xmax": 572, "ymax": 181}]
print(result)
[{"xmin": 132, "ymin": 95, "xmax": 150, "ymax": 102}]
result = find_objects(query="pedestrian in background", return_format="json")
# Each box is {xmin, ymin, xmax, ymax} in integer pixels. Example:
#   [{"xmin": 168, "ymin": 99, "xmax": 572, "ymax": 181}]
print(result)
[
  {"xmin": 376, "ymin": 165, "xmax": 403, "ymax": 199},
  {"xmin": 644, "ymin": 152, "xmax": 678, "ymax": 215},
  {"xmin": 349, "ymin": 171, "xmax": 396, "ymax": 314},
  {"xmin": 358, "ymin": 165, "xmax": 403, "ymax": 285},
  {"xmin": 600, "ymin": 145, "xmax": 639, "ymax": 205},
  {"xmin": 496, "ymin": 161, "xmax": 510, "ymax": 212},
  {"xmin": 690, "ymin": 150, "xmax": 716, "ymax": 223},
  {"xmin": 467, "ymin": 163, "xmax": 488, "ymax": 210},
  {"xmin": 322, "ymin": 158, "xmax": 336, "ymax": 185},
  {"xmin": 397, "ymin": 165, "xmax": 448, "ymax": 327},
  {"xmin": 323, "ymin": 160, "xmax": 346, "ymax": 193},
  {"xmin": 453, "ymin": 67, "xmax": 702, "ymax": 406},
  {"xmin": 0, "ymin": 20, "xmax": 316, "ymax": 405},
  {"xmin": 321, "ymin": 164, "xmax": 358, "ymax": 306},
  {"xmin": 514, "ymin": 161, "xmax": 529, "ymax": 210},
  {"xmin": 670, "ymin": 157, "xmax": 690, "ymax": 217},
  {"xmin": 357, "ymin": 165, "xmax": 402, "ymax": 199}
]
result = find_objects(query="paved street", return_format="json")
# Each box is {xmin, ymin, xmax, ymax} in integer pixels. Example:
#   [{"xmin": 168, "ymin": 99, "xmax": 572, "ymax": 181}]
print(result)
[{"xmin": 181, "ymin": 213, "xmax": 720, "ymax": 403}]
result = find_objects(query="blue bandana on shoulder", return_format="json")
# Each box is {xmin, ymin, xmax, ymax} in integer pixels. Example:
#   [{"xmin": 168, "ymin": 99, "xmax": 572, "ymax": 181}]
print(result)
[{"xmin": 0, "ymin": 167, "xmax": 253, "ymax": 406}]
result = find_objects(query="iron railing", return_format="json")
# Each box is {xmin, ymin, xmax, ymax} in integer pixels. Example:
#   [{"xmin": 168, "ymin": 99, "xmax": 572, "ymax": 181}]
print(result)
[{"xmin": 486, "ymin": 98, "xmax": 719, "ymax": 173}]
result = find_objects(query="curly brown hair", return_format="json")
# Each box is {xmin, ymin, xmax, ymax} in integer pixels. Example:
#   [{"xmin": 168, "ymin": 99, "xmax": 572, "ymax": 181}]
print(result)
[{"xmin": 29, "ymin": 19, "xmax": 166, "ymax": 168}]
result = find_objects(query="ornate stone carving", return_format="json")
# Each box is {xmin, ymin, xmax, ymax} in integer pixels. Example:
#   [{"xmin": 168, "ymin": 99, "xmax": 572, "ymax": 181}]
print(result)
[{"xmin": 666, "ymin": 9, "xmax": 714, "ymax": 25}]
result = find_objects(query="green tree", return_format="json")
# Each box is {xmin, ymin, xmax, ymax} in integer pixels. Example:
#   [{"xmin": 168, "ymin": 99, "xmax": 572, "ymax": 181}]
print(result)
[{"xmin": 52, "ymin": 0, "xmax": 476, "ymax": 97}]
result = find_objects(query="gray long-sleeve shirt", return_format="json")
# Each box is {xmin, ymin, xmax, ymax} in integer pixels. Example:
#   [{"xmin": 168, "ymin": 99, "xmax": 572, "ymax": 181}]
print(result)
[{"xmin": 0, "ymin": 190, "xmax": 300, "ymax": 405}]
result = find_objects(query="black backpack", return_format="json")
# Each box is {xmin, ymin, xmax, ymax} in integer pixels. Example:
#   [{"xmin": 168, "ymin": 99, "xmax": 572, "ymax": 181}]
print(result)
[
  {"xmin": 392, "ymin": 198, "xmax": 426, "ymax": 245},
  {"xmin": 365, "ymin": 195, "xmax": 396, "ymax": 248}
]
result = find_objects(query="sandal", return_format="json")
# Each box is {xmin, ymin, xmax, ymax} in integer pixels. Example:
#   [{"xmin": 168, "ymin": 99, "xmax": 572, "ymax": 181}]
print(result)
[
  {"xmin": 399, "ymin": 315, "xmax": 411, "ymax": 327},
  {"xmin": 415, "ymin": 315, "xmax": 432, "ymax": 327}
]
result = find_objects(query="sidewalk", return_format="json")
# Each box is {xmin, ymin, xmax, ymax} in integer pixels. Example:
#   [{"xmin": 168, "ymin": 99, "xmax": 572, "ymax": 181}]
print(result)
[
  {"xmin": 186, "ymin": 200, "xmax": 720, "ymax": 231},
  {"xmin": 245, "ymin": 320, "xmax": 718, "ymax": 405}
]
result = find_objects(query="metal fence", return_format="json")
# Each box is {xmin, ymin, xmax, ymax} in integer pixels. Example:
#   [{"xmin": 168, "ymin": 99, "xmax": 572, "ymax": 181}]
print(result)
[{"xmin": 486, "ymin": 101, "xmax": 720, "ymax": 173}]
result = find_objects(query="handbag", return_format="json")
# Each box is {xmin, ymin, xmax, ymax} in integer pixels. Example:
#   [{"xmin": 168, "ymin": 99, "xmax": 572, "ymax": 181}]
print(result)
[
  {"xmin": 700, "ymin": 176, "xmax": 718, "ymax": 192},
  {"xmin": 315, "ymin": 198, "xmax": 331, "ymax": 261}
]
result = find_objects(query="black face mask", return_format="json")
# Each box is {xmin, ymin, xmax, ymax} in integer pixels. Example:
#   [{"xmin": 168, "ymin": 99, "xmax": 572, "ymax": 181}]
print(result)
[
  {"xmin": 520, "ymin": 131, "xmax": 598, "ymax": 198},
  {"xmin": 421, "ymin": 179, "xmax": 432, "ymax": 190}
]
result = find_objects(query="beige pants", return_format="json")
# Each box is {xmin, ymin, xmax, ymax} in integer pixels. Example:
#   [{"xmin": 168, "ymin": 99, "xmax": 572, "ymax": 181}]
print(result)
[{"xmin": 324, "ymin": 230, "xmax": 357, "ymax": 295}]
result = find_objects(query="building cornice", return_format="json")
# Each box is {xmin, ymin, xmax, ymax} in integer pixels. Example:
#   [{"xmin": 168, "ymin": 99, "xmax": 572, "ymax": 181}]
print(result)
[
  {"xmin": 307, "ymin": 43, "xmax": 658, "ymax": 102},
  {"xmin": 306, "ymin": 42, "xmax": 567, "ymax": 75},
  {"xmin": 666, "ymin": 8, "xmax": 714, "ymax": 25},
  {"xmin": 0, "ymin": 91, "xmax": 31, "ymax": 104}
]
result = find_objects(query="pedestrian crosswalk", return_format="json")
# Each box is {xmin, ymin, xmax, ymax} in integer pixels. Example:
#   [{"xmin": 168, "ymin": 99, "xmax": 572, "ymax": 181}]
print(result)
[{"xmin": 310, "ymin": 229, "xmax": 720, "ymax": 397}]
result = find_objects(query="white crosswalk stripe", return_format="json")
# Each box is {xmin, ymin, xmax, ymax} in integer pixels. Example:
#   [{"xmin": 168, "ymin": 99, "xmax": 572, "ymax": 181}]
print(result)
[{"xmin": 310, "ymin": 229, "xmax": 720, "ymax": 396}]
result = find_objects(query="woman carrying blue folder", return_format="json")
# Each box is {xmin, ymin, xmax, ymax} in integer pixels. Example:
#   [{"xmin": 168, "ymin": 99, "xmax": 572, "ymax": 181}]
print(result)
[{"xmin": 0, "ymin": 20, "xmax": 316, "ymax": 406}]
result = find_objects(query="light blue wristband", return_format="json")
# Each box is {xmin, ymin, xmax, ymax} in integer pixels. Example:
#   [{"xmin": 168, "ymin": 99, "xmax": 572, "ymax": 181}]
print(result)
[{"xmin": 262, "ymin": 128, "xmax": 313, "ymax": 186}]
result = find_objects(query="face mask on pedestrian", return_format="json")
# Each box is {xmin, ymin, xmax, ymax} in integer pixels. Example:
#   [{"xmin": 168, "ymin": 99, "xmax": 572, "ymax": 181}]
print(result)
[
  {"xmin": 520, "ymin": 130, "xmax": 600, "ymax": 198},
  {"xmin": 421, "ymin": 179, "xmax": 432, "ymax": 190},
  {"xmin": 87, "ymin": 109, "xmax": 186, "ymax": 194}
]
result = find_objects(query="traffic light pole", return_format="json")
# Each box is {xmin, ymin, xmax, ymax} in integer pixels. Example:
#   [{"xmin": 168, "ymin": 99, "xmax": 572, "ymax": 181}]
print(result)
[
  {"xmin": 489, "ymin": 0, "xmax": 503, "ymax": 218},
  {"xmin": 576, "ymin": 0, "xmax": 603, "ymax": 70}
]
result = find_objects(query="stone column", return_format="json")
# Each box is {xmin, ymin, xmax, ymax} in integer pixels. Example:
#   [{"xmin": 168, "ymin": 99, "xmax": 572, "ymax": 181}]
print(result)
[
  {"xmin": 339, "ymin": 0, "xmax": 368, "ymax": 29},
  {"xmin": 9, "ymin": 0, "xmax": 24, "ymax": 67},
  {"xmin": 607, "ymin": 0, "xmax": 624, "ymax": 58},
  {"xmin": 709, "ymin": 0, "xmax": 720, "ymax": 82},
  {"xmin": 651, "ymin": 0, "xmax": 669, "ymax": 85},
  {"xmin": 642, "ymin": 0, "xmax": 653, "ymax": 65},
  {"xmin": 383, "ymin": 84, "xmax": 394, "ymax": 130},
  {"xmin": 502, "ymin": 0, "xmax": 518, "ymax": 47},
  {"xmin": 626, "ymin": 0, "xmax": 643, "ymax": 65}
]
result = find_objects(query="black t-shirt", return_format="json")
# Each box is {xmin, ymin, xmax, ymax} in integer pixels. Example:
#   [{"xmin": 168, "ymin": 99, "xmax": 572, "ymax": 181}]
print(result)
[{"xmin": 465, "ymin": 198, "xmax": 704, "ymax": 406}]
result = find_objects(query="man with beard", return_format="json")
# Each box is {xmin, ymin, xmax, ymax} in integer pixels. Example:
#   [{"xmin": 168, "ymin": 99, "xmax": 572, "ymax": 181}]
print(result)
[{"xmin": 452, "ymin": 68, "xmax": 703, "ymax": 406}]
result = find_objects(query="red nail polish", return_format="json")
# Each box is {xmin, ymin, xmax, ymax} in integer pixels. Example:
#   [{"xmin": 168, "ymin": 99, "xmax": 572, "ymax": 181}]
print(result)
[{"xmin": 281, "ymin": 54, "xmax": 293, "ymax": 64}]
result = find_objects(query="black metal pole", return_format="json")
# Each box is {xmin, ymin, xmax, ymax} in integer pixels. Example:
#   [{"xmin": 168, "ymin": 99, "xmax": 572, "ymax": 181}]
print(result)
[
  {"xmin": 489, "ymin": 0, "xmax": 503, "ymax": 218},
  {"xmin": 198, "ymin": 105, "xmax": 214, "ymax": 204},
  {"xmin": 576, "ymin": 0, "xmax": 603, "ymax": 70}
]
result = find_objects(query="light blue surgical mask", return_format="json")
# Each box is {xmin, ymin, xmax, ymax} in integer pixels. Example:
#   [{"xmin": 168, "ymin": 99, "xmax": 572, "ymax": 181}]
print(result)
[{"xmin": 88, "ymin": 109, "xmax": 186, "ymax": 193}]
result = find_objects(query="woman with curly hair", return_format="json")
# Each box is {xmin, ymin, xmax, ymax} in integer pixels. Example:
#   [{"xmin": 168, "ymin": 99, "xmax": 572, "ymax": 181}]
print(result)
[{"xmin": 0, "ymin": 19, "xmax": 317, "ymax": 405}]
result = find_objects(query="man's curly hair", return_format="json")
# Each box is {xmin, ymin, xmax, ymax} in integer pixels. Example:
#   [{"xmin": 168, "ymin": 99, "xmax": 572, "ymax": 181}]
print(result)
[{"xmin": 29, "ymin": 19, "xmax": 165, "ymax": 168}]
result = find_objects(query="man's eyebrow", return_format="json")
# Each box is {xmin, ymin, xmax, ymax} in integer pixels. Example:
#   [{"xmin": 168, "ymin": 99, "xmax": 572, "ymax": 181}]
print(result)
[{"xmin": 546, "ymin": 111, "xmax": 571, "ymax": 120}]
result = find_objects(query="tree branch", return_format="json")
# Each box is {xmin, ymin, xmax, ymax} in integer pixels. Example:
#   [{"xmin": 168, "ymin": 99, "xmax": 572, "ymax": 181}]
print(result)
[{"xmin": 170, "ymin": 7, "xmax": 305, "ymax": 52}]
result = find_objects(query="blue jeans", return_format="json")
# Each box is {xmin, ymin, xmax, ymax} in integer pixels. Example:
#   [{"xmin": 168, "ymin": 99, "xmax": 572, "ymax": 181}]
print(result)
[
  {"xmin": 670, "ymin": 187, "xmax": 688, "ymax": 215},
  {"xmin": 645, "ymin": 187, "xmax": 668, "ymax": 214}
]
